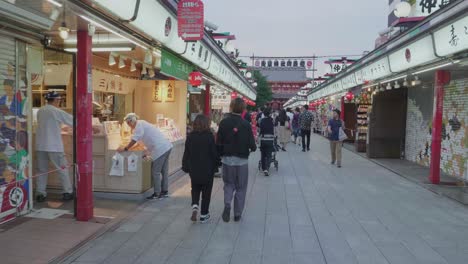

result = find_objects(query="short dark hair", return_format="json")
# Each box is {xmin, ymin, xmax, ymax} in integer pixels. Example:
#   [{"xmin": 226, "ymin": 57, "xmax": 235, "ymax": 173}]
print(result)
[
  {"xmin": 295, "ymin": 107, "xmax": 300, "ymax": 112},
  {"xmin": 193, "ymin": 114, "xmax": 210, "ymax": 132},
  {"xmin": 263, "ymin": 108, "xmax": 271, "ymax": 116},
  {"xmin": 286, "ymin": 107, "xmax": 292, "ymax": 112},
  {"xmin": 303, "ymin": 105, "xmax": 309, "ymax": 110},
  {"xmin": 230, "ymin": 98, "xmax": 246, "ymax": 114}
]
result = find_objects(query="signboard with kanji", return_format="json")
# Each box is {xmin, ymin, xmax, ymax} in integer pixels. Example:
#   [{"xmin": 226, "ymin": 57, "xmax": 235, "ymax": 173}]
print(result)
[
  {"xmin": 161, "ymin": 49, "xmax": 194, "ymax": 80},
  {"xmin": 178, "ymin": 0, "xmax": 204, "ymax": 42}
]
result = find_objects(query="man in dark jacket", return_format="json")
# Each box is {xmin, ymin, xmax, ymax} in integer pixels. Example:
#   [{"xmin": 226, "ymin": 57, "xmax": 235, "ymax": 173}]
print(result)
[
  {"xmin": 299, "ymin": 105, "xmax": 314, "ymax": 152},
  {"xmin": 259, "ymin": 108, "xmax": 275, "ymax": 176},
  {"xmin": 217, "ymin": 98, "xmax": 257, "ymax": 222}
]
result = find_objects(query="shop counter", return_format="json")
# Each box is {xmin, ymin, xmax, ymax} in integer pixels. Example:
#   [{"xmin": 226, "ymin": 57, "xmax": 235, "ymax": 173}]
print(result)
[{"xmin": 34, "ymin": 134, "xmax": 185, "ymax": 195}]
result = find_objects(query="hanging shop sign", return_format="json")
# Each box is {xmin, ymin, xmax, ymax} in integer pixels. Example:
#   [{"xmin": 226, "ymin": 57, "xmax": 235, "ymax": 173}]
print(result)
[
  {"xmin": 164, "ymin": 81, "xmax": 176, "ymax": 102},
  {"xmin": 161, "ymin": 49, "xmax": 194, "ymax": 80},
  {"xmin": 178, "ymin": 0, "xmax": 204, "ymax": 41},
  {"xmin": 153, "ymin": 81, "xmax": 162, "ymax": 102},
  {"xmin": 389, "ymin": 35, "xmax": 437, "ymax": 73},
  {"xmin": 92, "ymin": 69, "xmax": 136, "ymax": 94},
  {"xmin": 433, "ymin": 14, "xmax": 468, "ymax": 57},
  {"xmin": 188, "ymin": 71, "xmax": 203, "ymax": 87}
]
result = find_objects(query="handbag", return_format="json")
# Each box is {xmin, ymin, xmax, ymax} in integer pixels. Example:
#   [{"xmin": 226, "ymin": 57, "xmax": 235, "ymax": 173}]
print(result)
[{"xmin": 338, "ymin": 122, "xmax": 348, "ymax": 141}]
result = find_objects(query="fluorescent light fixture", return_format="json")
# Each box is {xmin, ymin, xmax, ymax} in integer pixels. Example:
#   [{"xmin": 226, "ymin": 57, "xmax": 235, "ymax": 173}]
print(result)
[
  {"xmin": 412, "ymin": 60, "xmax": 460, "ymax": 75},
  {"xmin": 64, "ymin": 47, "xmax": 133, "ymax": 52},
  {"xmin": 130, "ymin": 60, "xmax": 137, "ymax": 72},
  {"xmin": 118, "ymin": 57, "xmax": 126, "ymax": 69},
  {"xmin": 108, "ymin": 53, "xmax": 116, "ymax": 66},
  {"xmin": 80, "ymin": 15, "xmax": 147, "ymax": 50},
  {"xmin": 47, "ymin": 0, "xmax": 62, "ymax": 7}
]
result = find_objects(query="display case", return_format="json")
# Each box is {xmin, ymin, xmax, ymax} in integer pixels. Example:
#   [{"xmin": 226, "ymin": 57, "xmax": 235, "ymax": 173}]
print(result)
[{"xmin": 355, "ymin": 104, "xmax": 371, "ymax": 152}]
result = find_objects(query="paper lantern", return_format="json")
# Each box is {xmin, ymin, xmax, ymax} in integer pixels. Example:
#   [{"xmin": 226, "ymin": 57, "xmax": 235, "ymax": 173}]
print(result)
[{"xmin": 189, "ymin": 71, "xmax": 203, "ymax": 87}]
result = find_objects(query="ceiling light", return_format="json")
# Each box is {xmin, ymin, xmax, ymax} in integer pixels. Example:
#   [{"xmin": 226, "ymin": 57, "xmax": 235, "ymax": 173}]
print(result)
[
  {"xmin": 403, "ymin": 78, "xmax": 409, "ymax": 87},
  {"xmin": 108, "ymin": 53, "xmax": 116, "ymax": 66},
  {"xmin": 411, "ymin": 76, "xmax": 421, "ymax": 86},
  {"xmin": 59, "ymin": 22, "xmax": 70, "ymax": 39},
  {"xmin": 47, "ymin": 0, "xmax": 62, "ymax": 7},
  {"xmin": 144, "ymin": 50, "xmax": 153, "ymax": 65},
  {"xmin": 148, "ymin": 69, "xmax": 155, "ymax": 78},
  {"xmin": 380, "ymin": 85, "xmax": 385, "ymax": 92},
  {"xmin": 118, "ymin": 56, "xmax": 126, "ymax": 69},
  {"xmin": 394, "ymin": 81, "xmax": 401, "ymax": 89},
  {"xmin": 386, "ymin": 83, "xmax": 392, "ymax": 90},
  {"xmin": 413, "ymin": 60, "xmax": 460, "ymax": 75},
  {"xmin": 130, "ymin": 60, "xmax": 137, "ymax": 72},
  {"xmin": 64, "ymin": 47, "xmax": 134, "ymax": 52}
]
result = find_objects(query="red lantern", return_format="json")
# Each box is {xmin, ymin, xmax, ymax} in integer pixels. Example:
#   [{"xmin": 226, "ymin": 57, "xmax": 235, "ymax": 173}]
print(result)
[
  {"xmin": 189, "ymin": 71, "xmax": 203, "ymax": 87},
  {"xmin": 231, "ymin": 92, "xmax": 238, "ymax": 99},
  {"xmin": 345, "ymin": 91, "xmax": 354, "ymax": 101}
]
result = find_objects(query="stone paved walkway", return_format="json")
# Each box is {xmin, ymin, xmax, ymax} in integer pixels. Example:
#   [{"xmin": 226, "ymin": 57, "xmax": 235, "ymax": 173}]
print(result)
[{"xmin": 62, "ymin": 135, "xmax": 468, "ymax": 264}]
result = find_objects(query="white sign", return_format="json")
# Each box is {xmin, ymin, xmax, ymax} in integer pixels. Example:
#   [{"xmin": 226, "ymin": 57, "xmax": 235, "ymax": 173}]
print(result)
[
  {"xmin": 389, "ymin": 35, "xmax": 436, "ymax": 73},
  {"xmin": 434, "ymin": 15, "xmax": 468, "ymax": 57},
  {"xmin": 341, "ymin": 73, "xmax": 357, "ymax": 90},
  {"xmin": 361, "ymin": 57, "xmax": 391, "ymax": 82}
]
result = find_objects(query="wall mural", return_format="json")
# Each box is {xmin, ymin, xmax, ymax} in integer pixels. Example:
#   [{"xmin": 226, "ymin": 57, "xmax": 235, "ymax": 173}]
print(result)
[
  {"xmin": 405, "ymin": 80, "xmax": 467, "ymax": 180},
  {"xmin": 441, "ymin": 79, "xmax": 467, "ymax": 180},
  {"xmin": 0, "ymin": 40, "xmax": 30, "ymax": 224}
]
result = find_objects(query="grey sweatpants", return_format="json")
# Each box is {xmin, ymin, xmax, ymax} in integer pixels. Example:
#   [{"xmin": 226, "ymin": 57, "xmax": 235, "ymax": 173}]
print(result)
[
  {"xmin": 222, "ymin": 164, "xmax": 249, "ymax": 217},
  {"xmin": 36, "ymin": 151, "xmax": 73, "ymax": 196},
  {"xmin": 151, "ymin": 150, "xmax": 171, "ymax": 194}
]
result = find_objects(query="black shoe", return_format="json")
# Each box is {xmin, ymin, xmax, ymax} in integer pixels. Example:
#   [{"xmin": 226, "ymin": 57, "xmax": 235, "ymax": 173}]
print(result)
[
  {"xmin": 159, "ymin": 191, "xmax": 169, "ymax": 199},
  {"xmin": 222, "ymin": 207, "xmax": 230, "ymax": 222},
  {"xmin": 36, "ymin": 194, "xmax": 46, "ymax": 203},
  {"xmin": 62, "ymin": 193, "xmax": 74, "ymax": 201},
  {"xmin": 147, "ymin": 193, "xmax": 159, "ymax": 200},
  {"xmin": 337, "ymin": 165, "xmax": 342, "ymax": 168},
  {"xmin": 200, "ymin": 214, "xmax": 211, "ymax": 223},
  {"xmin": 264, "ymin": 170, "xmax": 269, "ymax": 176},
  {"xmin": 281, "ymin": 147, "xmax": 286, "ymax": 151},
  {"xmin": 302, "ymin": 149, "xmax": 306, "ymax": 152},
  {"xmin": 307, "ymin": 148, "xmax": 310, "ymax": 151},
  {"xmin": 234, "ymin": 215, "xmax": 242, "ymax": 222},
  {"xmin": 331, "ymin": 161, "xmax": 335, "ymax": 165}
]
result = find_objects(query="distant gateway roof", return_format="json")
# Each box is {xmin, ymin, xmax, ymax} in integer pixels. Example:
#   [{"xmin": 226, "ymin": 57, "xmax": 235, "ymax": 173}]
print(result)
[{"xmin": 256, "ymin": 67, "xmax": 308, "ymax": 82}]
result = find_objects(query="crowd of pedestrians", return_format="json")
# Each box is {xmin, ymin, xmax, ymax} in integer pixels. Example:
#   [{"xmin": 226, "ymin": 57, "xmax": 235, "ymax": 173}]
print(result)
[{"xmin": 138, "ymin": 98, "xmax": 348, "ymax": 224}]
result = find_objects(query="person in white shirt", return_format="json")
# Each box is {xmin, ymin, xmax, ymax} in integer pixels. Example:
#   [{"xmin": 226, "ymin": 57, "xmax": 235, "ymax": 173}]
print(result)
[
  {"xmin": 118, "ymin": 113, "xmax": 173, "ymax": 200},
  {"xmin": 35, "ymin": 91, "xmax": 73, "ymax": 202}
]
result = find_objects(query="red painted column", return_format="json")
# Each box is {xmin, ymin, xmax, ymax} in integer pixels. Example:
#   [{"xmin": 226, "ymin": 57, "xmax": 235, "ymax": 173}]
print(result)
[
  {"xmin": 340, "ymin": 96, "xmax": 345, "ymax": 120},
  {"xmin": 204, "ymin": 84, "xmax": 211, "ymax": 116},
  {"xmin": 429, "ymin": 70, "xmax": 451, "ymax": 184},
  {"xmin": 76, "ymin": 30, "xmax": 93, "ymax": 221}
]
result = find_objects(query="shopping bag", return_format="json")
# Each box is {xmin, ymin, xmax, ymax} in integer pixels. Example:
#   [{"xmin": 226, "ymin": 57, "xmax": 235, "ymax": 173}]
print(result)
[
  {"xmin": 109, "ymin": 153, "xmax": 124, "ymax": 176},
  {"xmin": 127, "ymin": 153, "xmax": 138, "ymax": 172},
  {"xmin": 338, "ymin": 127, "xmax": 348, "ymax": 141}
]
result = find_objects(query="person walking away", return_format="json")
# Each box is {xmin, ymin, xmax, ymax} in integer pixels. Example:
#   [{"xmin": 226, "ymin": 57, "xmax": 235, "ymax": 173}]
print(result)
[
  {"xmin": 328, "ymin": 109, "xmax": 344, "ymax": 168},
  {"xmin": 118, "ymin": 113, "xmax": 173, "ymax": 199},
  {"xmin": 217, "ymin": 98, "xmax": 256, "ymax": 222},
  {"xmin": 35, "ymin": 91, "xmax": 74, "ymax": 202},
  {"xmin": 259, "ymin": 109, "xmax": 275, "ymax": 176},
  {"xmin": 292, "ymin": 107, "xmax": 301, "ymax": 144},
  {"xmin": 299, "ymin": 105, "xmax": 313, "ymax": 152},
  {"xmin": 276, "ymin": 109, "xmax": 290, "ymax": 151},
  {"xmin": 182, "ymin": 115, "xmax": 217, "ymax": 223}
]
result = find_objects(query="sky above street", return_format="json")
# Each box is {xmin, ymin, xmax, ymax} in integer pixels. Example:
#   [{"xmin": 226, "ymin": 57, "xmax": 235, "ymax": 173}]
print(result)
[{"xmin": 204, "ymin": 0, "xmax": 388, "ymax": 74}]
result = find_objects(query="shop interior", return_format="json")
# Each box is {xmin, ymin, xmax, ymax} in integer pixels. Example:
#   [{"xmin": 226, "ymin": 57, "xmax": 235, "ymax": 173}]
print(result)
[{"xmin": 18, "ymin": 9, "xmax": 187, "ymax": 218}]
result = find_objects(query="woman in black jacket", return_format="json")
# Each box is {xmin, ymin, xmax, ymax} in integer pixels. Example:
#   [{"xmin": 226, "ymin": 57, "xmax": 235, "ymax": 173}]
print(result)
[
  {"xmin": 217, "ymin": 98, "xmax": 257, "ymax": 223},
  {"xmin": 182, "ymin": 115, "xmax": 217, "ymax": 223},
  {"xmin": 259, "ymin": 108, "xmax": 275, "ymax": 176}
]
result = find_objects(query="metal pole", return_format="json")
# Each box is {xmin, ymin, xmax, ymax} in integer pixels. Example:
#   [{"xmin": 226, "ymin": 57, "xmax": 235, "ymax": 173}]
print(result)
[
  {"xmin": 76, "ymin": 30, "xmax": 93, "ymax": 221},
  {"xmin": 429, "ymin": 70, "xmax": 451, "ymax": 184}
]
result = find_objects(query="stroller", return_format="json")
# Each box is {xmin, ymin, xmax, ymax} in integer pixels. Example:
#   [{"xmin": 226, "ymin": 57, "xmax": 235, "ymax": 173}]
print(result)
[{"xmin": 258, "ymin": 136, "xmax": 279, "ymax": 172}]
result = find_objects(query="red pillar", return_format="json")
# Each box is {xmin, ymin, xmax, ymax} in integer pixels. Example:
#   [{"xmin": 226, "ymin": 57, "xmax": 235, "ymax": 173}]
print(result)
[
  {"xmin": 204, "ymin": 84, "xmax": 211, "ymax": 116},
  {"xmin": 340, "ymin": 96, "xmax": 345, "ymax": 120},
  {"xmin": 429, "ymin": 70, "xmax": 451, "ymax": 184},
  {"xmin": 76, "ymin": 30, "xmax": 93, "ymax": 221}
]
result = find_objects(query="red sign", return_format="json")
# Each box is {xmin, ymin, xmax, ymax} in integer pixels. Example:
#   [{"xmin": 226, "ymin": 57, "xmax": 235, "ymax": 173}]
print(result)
[
  {"xmin": 189, "ymin": 71, "xmax": 203, "ymax": 86},
  {"xmin": 178, "ymin": 0, "xmax": 204, "ymax": 42}
]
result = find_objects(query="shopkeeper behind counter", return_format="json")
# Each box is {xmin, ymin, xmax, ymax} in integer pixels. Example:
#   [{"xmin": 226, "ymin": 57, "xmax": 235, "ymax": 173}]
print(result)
[{"xmin": 118, "ymin": 113, "xmax": 173, "ymax": 200}]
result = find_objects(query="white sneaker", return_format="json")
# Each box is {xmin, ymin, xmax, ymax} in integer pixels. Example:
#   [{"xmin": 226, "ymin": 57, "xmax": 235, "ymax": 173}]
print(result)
[{"xmin": 191, "ymin": 205, "xmax": 199, "ymax": 222}]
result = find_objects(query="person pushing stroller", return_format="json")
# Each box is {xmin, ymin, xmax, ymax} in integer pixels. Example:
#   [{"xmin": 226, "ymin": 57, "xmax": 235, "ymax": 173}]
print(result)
[{"xmin": 259, "ymin": 108, "xmax": 276, "ymax": 176}]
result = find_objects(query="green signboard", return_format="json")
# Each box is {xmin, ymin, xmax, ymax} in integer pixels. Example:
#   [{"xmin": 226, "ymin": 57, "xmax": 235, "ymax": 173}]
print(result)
[{"xmin": 161, "ymin": 49, "xmax": 194, "ymax": 80}]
